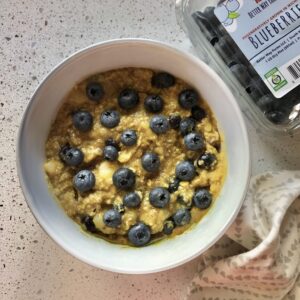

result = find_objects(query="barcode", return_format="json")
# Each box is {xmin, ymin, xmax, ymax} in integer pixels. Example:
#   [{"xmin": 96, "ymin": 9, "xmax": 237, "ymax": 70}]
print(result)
[{"xmin": 287, "ymin": 59, "xmax": 300, "ymax": 80}]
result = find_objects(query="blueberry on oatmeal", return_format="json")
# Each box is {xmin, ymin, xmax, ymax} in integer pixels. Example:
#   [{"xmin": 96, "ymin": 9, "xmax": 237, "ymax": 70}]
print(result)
[
  {"xmin": 123, "ymin": 192, "xmax": 141, "ymax": 208},
  {"xmin": 192, "ymin": 189, "xmax": 212, "ymax": 209},
  {"xmin": 100, "ymin": 110, "xmax": 120, "ymax": 128},
  {"xmin": 191, "ymin": 106, "xmax": 206, "ymax": 121},
  {"xmin": 144, "ymin": 95, "xmax": 164, "ymax": 113},
  {"xmin": 141, "ymin": 152, "xmax": 160, "ymax": 173},
  {"xmin": 128, "ymin": 223, "xmax": 151, "ymax": 247},
  {"xmin": 113, "ymin": 168, "xmax": 136, "ymax": 190},
  {"xmin": 118, "ymin": 89, "xmax": 140, "ymax": 110},
  {"xmin": 81, "ymin": 215, "xmax": 97, "ymax": 233},
  {"xmin": 184, "ymin": 132, "xmax": 205, "ymax": 151},
  {"xmin": 105, "ymin": 138, "xmax": 120, "ymax": 151},
  {"xmin": 73, "ymin": 170, "xmax": 95, "ymax": 193},
  {"xmin": 59, "ymin": 145, "xmax": 84, "ymax": 166},
  {"xmin": 86, "ymin": 82, "xmax": 104, "ymax": 102},
  {"xmin": 173, "ymin": 209, "xmax": 191, "ymax": 226},
  {"xmin": 149, "ymin": 187, "xmax": 170, "ymax": 208},
  {"xmin": 120, "ymin": 129, "xmax": 138, "ymax": 146},
  {"xmin": 196, "ymin": 152, "xmax": 217, "ymax": 170},
  {"xmin": 168, "ymin": 114, "xmax": 182, "ymax": 130},
  {"xmin": 176, "ymin": 160, "xmax": 196, "ymax": 181},
  {"xmin": 163, "ymin": 220, "xmax": 175, "ymax": 235},
  {"xmin": 178, "ymin": 89, "xmax": 199, "ymax": 109},
  {"xmin": 150, "ymin": 115, "xmax": 169, "ymax": 134},
  {"xmin": 72, "ymin": 111, "xmax": 93, "ymax": 132},
  {"xmin": 179, "ymin": 117, "xmax": 196, "ymax": 136},
  {"xmin": 168, "ymin": 178, "xmax": 181, "ymax": 193},
  {"xmin": 103, "ymin": 209, "xmax": 122, "ymax": 228},
  {"xmin": 103, "ymin": 145, "xmax": 118, "ymax": 161},
  {"xmin": 151, "ymin": 72, "xmax": 175, "ymax": 89}
]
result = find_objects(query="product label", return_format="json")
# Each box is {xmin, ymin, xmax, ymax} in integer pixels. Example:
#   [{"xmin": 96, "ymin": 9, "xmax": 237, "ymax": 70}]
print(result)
[{"xmin": 214, "ymin": 0, "xmax": 300, "ymax": 98}]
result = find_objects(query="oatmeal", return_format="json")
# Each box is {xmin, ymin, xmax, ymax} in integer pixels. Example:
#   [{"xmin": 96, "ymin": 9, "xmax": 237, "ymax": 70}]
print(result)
[{"xmin": 44, "ymin": 68, "xmax": 226, "ymax": 246}]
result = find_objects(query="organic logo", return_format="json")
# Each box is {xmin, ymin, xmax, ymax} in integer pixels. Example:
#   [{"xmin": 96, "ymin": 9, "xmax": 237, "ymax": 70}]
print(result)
[
  {"xmin": 215, "ymin": 0, "xmax": 240, "ymax": 27},
  {"xmin": 264, "ymin": 67, "xmax": 288, "ymax": 92},
  {"xmin": 271, "ymin": 74, "xmax": 282, "ymax": 85}
]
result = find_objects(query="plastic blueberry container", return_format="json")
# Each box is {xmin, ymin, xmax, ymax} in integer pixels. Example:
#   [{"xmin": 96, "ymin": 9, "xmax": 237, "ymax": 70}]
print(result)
[{"xmin": 176, "ymin": 0, "xmax": 300, "ymax": 136}]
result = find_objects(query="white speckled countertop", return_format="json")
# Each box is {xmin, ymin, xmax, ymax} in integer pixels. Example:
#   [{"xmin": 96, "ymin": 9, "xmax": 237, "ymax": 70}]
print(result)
[{"xmin": 1, "ymin": 1, "xmax": 300, "ymax": 299}]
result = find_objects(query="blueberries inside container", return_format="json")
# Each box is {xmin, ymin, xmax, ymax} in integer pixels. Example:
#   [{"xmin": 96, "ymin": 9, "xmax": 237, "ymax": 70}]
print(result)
[
  {"xmin": 213, "ymin": 37, "xmax": 234, "ymax": 65},
  {"xmin": 229, "ymin": 63, "xmax": 251, "ymax": 87},
  {"xmin": 191, "ymin": 5, "xmax": 300, "ymax": 127},
  {"xmin": 245, "ymin": 77, "xmax": 269, "ymax": 98},
  {"xmin": 192, "ymin": 11, "xmax": 219, "ymax": 46}
]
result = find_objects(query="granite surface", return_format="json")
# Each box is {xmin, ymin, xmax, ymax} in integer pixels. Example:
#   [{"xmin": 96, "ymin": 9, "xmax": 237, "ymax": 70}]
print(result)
[{"xmin": 1, "ymin": 0, "xmax": 300, "ymax": 299}]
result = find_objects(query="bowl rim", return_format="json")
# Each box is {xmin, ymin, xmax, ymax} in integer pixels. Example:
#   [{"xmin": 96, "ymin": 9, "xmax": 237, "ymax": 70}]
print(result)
[{"xmin": 16, "ymin": 38, "xmax": 251, "ymax": 274}]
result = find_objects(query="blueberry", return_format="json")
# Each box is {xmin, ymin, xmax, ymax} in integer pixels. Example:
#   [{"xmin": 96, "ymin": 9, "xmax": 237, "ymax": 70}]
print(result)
[
  {"xmin": 245, "ymin": 84, "xmax": 264, "ymax": 101},
  {"xmin": 86, "ymin": 82, "xmax": 104, "ymax": 102},
  {"xmin": 184, "ymin": 132, "xmax": 205, "ymax": 151},
  {"xmin": 123, "ymin": 192, "xmax": 141, "ymax": 208},
  {"xmin": 73, "ymin": 170, "xmax": 95, "ymax": 193},
  {"xmin": 229, "ymin": 64, "xmax": 251, "ymax": 86},
  {"xmin": 173, "ymin": 208, "xmax": 191, "ymax": 226},
  {"xmin": 100, "ymin": 110, "xmax": 120, "ymax": 128},
  {"xmin": 150, "ymin": 115, "xmax": 169, "ymax": 134},
  {"xmin": 112, "ymin": 168, "xmax": 136, "ymax": 190},
  {"xmin": 149, "ymin": 187, "xmax": 170, "ymax": 208},
  {"xmin": 193, "ymin": 189, "xmax": 212, "ymax": 209},
  {"xmin": 265, "ymin": 110, "xmax": 286, "ymax": 124},
  {"xmin": 246, "ymin": 77, "xmax": 269, "ymax": 96},
  {"xmin": 203, "ymin": 6, "xmax": 221, "ymax": 27},
  {"xmin": 105, "ymin": 138, "xmax": 120, "ymax": 151},
  {"xmin": 81, "ymin": 215, "xmax": 97, "ymax": 233},
  {"xmin": 214, "ymin": 36, "xmax": 235, "ymax": 64},
  {"xmin": 120, "ymin": 129, "xmax": 137, "ymax": 146},
  {"xmin": 103, "ymin": 209, "xmax": 122, "ymax": 228},
  {"xmin": 59, "ymin": 145, "xmax": 84, "ymax": 166},
  {"xmin": 204, "ymin": 6, "xmax": 216, "ymax": 19},
  {"xmin": 178, "ymin": 89, "xmax": 199, "ymax": 109},
  {"xmin": 118, "ymin": 89, "xmax": 139, "ymax": 110},
  {"xmin": 168, "ymin": 178, "xmax": 180, "ymax": 193},
  {"xmin": 175, "ymin": 161, "xmax": 196, "ymax": 181},
  {"xmin": 179, "ymin": 117, "xmax": 196, "ymax": 136},
  {"xmin": 168, "ymin": 114, "xmax": 181, "ymax": 129},
  {"xmin": 144, "ymin": 95, "xmax": 164, "ymax": 113},
  {"xmin": 128, "ymin": 222, "xmax": 151, "ymax": 247},
  {"xmin": 191, "ymin": 106, "xmax": 206, "ymax": 121},
  {"xmin": 163, "ymin": 220, "xmax": 174, "ymax": 235},
  {"xmin": 196, "ymin": 152, "xmax": 217, "ymax": 170},
  {"xmin": 256, "ymin": 95, "xmax": 275, "ymax": 111},
  {"xmin": 72, "ymin": 111, "xmax": 93, "ymax": 132},
  {"xmin": 227, "ymin": 61, "xmax": 237, "ymax": 69},
  {"xmin": 151, "ymin": 72, "xmax": 175, "ymax": 89},
  {"xmin": 103, "ymin": 145, "xmax": 118, "ymax": 161},
  {"xmin": 192, "ymin": 12, "xmax": 219, "ymax": 46},
  {"xmin": 141, "ymin": 152, "xmax": 160, "ymax": 173}
]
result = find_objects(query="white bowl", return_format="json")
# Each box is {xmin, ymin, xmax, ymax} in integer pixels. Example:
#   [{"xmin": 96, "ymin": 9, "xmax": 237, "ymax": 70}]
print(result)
[{"xmin": 17, "ymin": 39, "xmax": 250, "ymax": 274}]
